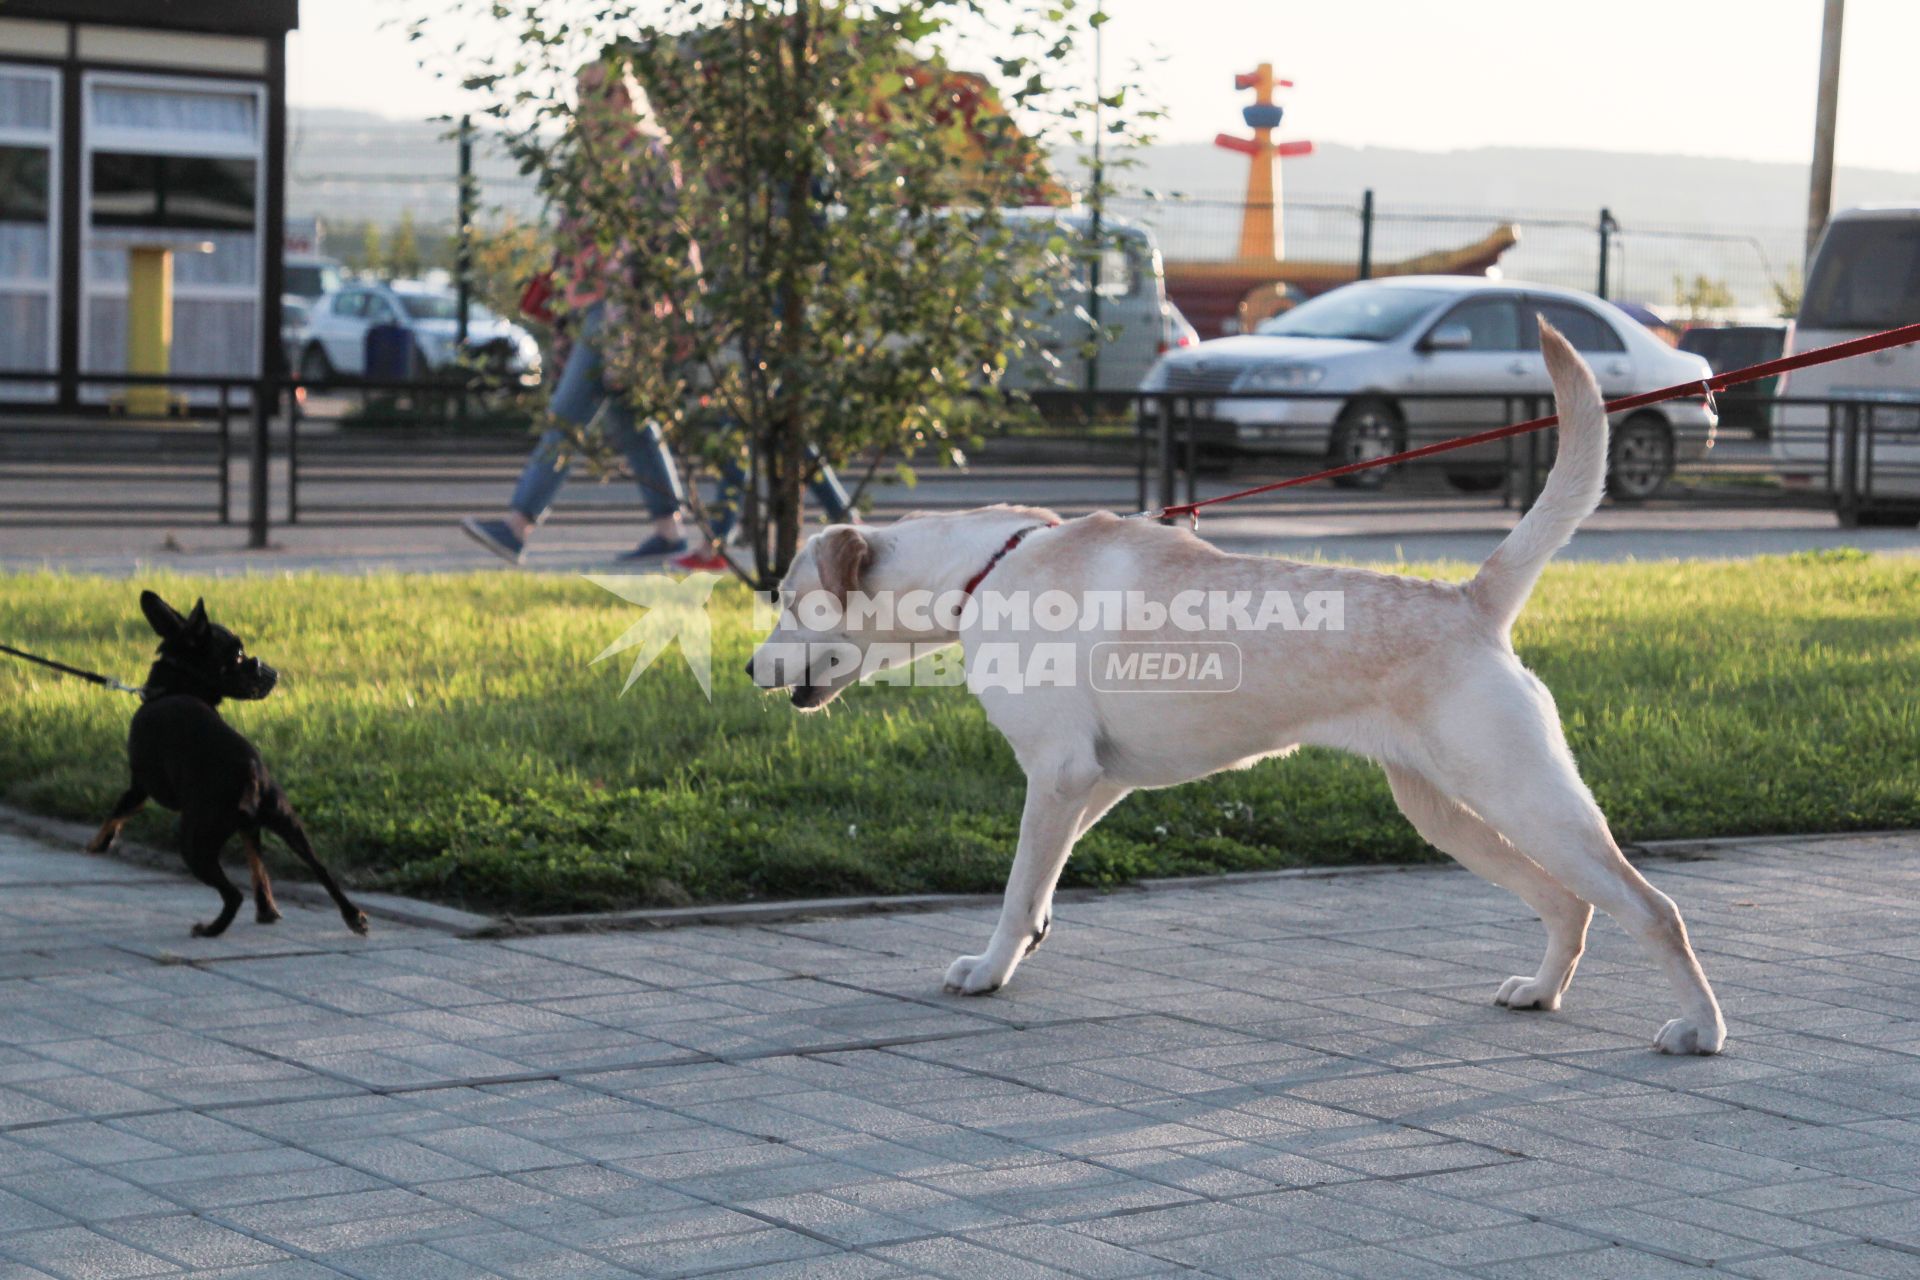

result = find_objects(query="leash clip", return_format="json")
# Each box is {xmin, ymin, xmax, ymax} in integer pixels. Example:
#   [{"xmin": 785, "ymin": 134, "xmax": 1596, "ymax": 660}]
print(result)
[
  {"xmin": 1153, "ymin": 505, "xmax": 1201, "ymax": 530},
  {"xmin": 1699, "ymin": 380, "xmax": 1718, "ymax": 419}
]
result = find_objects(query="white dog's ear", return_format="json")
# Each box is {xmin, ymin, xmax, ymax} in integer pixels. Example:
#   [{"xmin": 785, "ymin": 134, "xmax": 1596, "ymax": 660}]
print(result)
[{"xmin": 816, "ymin": 526, "xmax": 872, "ymax": 604}]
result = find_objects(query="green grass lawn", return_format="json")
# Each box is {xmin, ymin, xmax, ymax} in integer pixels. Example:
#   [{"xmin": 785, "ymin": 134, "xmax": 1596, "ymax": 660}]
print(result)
[{"xmin": 2, "ymin": 550, "xmax": 1914, "ymax": 916}]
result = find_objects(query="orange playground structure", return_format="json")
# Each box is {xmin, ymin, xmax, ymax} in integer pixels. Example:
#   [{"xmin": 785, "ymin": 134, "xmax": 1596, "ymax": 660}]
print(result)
[{"xmin": 1163, "ymin": 65, "xmax": 1518, "ymax": 338}]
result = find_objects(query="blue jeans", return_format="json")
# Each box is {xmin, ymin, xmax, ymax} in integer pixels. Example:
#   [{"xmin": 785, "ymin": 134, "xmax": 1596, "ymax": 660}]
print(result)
[
  {"xmin": 711, "ymin": 448, "xmax": 852, "ymax": 540},
  {"xmin": 511, "ymin": 307, "xmax": 854, "ymax": 531},
  {"xmin": 510, "ymin": 305, "xmax": 685, "ymax": 522}
]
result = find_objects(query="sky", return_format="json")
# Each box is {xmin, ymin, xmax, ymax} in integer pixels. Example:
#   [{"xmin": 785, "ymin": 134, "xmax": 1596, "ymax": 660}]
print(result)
[{"xmin": 289, "ymin": 0, "xmax": 1920, "ymax": 173}]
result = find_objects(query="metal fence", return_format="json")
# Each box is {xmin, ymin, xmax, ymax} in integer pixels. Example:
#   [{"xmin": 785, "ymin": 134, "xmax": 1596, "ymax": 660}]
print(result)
[
  {"xmin": 1100, "ymin": 389, "xmax": 1919, "ymax": 528},
  {"xmin": 7, "ymin": 373, "xmax": 1916, "ymax": 542},
  {"xmin": 285, "ymin": 383, "xmax": 574, "ymax": 529},
  {"xmin": 1108, "ymin": 190, "xmax": 1799, "ymax": 317},
  {"xmin": 0, "ymin": 373, "xmax": 259, "ymax": 530},
  {"xmin": 0, "ymin": 371, "xmax": 530, "ymax": 544}
]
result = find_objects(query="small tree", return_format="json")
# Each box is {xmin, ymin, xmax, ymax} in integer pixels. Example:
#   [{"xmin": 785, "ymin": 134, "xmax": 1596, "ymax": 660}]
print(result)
[
  {"xmin": 387, "ymin": 210, "xmax": 424, "ymax": 281},
  {"xmin": 1672, "ymin": 273, "xmax": 1735, "ymax": 323},
  {"xmin": 1770, "ymin": 267, "xmax": 1803, "ymax": 320},
  {"xmin": 359, "ymin": 222, "xmax": 384, "ymax": 278},
  {"xmin": 426, "ymin": 0, "xmax": 1135, "ymax": 586}
]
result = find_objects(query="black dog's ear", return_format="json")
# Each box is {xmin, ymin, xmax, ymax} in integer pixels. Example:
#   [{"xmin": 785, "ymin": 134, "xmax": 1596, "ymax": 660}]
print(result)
[
  {"xmin": 184, "ymin": 598, "xmax": 210, "ymax": 638},
  {"xmin": 140, "ymin": 590, "xmax": 185, "ymax": 639}
]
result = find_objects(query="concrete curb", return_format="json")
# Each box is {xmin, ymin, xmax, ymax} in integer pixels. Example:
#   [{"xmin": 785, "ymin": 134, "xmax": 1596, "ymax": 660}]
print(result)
[
  {"xmin": 470, "ymin": 861, "xmax": 1467, "ymax": 938},
  {"xmin": 471, "ymin": 828, "xmax": 1912, "ymax": 938},
  {"xmin": 0, "ymin": 804, "xmax": 494, "ymax": 936},
  {"xmin": 5, "ymin": 802, "xmax": 1908, "ymax": 941}
]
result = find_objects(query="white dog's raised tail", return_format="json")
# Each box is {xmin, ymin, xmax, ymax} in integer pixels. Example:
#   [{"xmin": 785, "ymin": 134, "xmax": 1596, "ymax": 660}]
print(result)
[{"xmin": 1467, "ymin": 320, "xmax": 1609, "ymax": 632}]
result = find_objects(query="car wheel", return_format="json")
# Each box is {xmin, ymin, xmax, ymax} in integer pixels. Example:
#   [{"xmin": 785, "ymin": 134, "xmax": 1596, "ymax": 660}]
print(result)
[
  {"xmin": 298, "ymin": 345, "xmax": 334, "ymax": 385},
  {"xmin": 1606, "ymin": 413, "xmax": 1674, "ymax": 501},
  {"xmin": 1444, "ymin": 469, "xmax": 1505, "ymax": 493},
  {"xmin": 1840, "ymin": 506, "xmax": 1920, "ymax": 529},
  {"xmin": 1329, "ymin": 399, "xmax": 1405, "ymax": 490}
]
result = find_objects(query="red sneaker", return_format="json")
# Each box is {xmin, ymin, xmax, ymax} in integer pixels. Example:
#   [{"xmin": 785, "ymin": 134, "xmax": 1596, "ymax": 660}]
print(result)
[{"xmin": 670, "ymin": 548, "xmax": 731, "ymax": 573}]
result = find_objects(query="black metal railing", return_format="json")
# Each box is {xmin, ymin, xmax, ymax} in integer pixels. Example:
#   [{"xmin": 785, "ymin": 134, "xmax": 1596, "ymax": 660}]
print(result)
[
  {"xmin": 5, "ymin": 371, "xmax": 1915, "ymax": 542},
  {"xmin": 0, "ymin": 371, "xmax": 259, "ymax": 531},
  {"xmin": 1052, "ymin": 388, "xmax": 1913, "ymax": 523}
]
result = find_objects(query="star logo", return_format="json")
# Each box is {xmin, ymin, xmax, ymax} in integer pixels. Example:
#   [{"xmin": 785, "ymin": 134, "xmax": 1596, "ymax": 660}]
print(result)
[{"xmin": 585, "ymin": 572, "xmax": 724, "ymax": 697}]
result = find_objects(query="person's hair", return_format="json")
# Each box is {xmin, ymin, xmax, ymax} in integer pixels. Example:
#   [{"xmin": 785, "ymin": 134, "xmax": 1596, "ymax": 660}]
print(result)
[{"xmin": 575, "ymin": 42, "xmax": 666, "ymax": 139}]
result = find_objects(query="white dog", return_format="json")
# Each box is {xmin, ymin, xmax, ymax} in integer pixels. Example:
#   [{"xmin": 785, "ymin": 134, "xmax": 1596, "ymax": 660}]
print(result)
[{"xmin": 751, "ymin": 322, "xmax": 1725, "ymax": 1054}]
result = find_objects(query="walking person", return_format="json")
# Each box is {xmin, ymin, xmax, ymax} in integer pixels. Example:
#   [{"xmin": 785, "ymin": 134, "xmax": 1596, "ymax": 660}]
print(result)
[
  {"xmin": 464, "ymin": 50, "xmax": 858, "ymax": 568},
  {"xmin": 462, "ymin": 56, "xmax": 692, "ymax": 566}
]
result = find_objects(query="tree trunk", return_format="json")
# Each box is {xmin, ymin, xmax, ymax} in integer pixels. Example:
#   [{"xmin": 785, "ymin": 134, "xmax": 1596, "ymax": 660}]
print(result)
[
  {"xmin": 764, "ymin": 421, "xmax": 804, "ymax": 589},
  {"xmin": 765, "ymin": 0, "xmax": 815, "ymax": 586}
]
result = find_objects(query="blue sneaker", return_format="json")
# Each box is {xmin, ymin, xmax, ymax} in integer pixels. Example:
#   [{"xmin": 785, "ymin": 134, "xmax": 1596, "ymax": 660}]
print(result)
[
  {"xmin": 616, "ymin": 534, "xmax": 689, "ymax": 563},
  {"xmin": 461, "ymin": 516, "xmax": 525, "ymax": 565}
]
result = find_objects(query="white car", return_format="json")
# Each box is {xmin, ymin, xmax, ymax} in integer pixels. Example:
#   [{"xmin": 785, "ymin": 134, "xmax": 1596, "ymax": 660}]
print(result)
[
  {"xmin": 283, "ymin": 254, "xmax": 343, "ymax": 304},
  {"xmin": 296, "ymin": 281, "xmax": 541, "ymax": 386},
  {"xmin": 1772, "ymin": 206, "xmax": 1920, "ymax": 525},
  {"xmin": 1141, "ymin": 276, "xmax": 1717, "ymax": 497},
  {"xmin": 998, "ymin": 209, "xmax": 1170, "ymax": 396}
]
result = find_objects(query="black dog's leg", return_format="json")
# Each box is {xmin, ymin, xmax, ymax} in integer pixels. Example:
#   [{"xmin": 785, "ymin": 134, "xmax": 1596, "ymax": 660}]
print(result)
[
  {"xmin": 181, "ymin": 818, "xmax": 245, "ymax": 938},
  {"xmin": 87, "ymin": 787, "xmax": 147, "ymax": 853},
  {"xmin": 262, "ymin": 796, "xmax": 368, "ymax": 936},
  {"xmin": 242, "ymin": 832, "xmax": 282, "ymax": 924}
]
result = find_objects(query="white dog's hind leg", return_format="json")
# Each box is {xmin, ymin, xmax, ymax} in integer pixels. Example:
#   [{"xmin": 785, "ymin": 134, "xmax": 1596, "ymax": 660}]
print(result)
[
  {"xmin": 944, "ymin": 772, "xmax": 1119, "ymax": 996},
  {"xmin": 1384, "ymin": 764, "xmax": 1591, "ymax": 1011},
  {"xmin": 1075, "ymin": 781, "xmax": 1132, "ymax": 838},
  {"xmin": 1492, "ymin": 795, "xmax": 1723, "ymax": 1053},
  {"xmin": 1432, "ymin": 691, "xmax": 1726, "ymax": 1054}
]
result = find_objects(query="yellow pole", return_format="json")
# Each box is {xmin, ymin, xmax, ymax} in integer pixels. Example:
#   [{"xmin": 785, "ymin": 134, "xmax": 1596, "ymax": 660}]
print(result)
[
  {"xmin": 1236, "ymin": 64, "xmax": 1281, "ymax": 263},
  {"xmin": 124, "ymin": 245, "xmax": 175, "ymax": 416}
]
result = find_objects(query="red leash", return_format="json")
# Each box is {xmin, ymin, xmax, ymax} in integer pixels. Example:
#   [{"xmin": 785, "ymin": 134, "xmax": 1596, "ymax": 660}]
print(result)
[{"xmin": 1153, "ymin": 320, "xmax": 1920, "ymax": 524}]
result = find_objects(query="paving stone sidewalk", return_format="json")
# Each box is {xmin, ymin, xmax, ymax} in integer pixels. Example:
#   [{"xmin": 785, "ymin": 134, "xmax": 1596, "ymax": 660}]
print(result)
[{"xmin": 1, "ymin": 826, "xmax": 1917, "ymax": 1280}]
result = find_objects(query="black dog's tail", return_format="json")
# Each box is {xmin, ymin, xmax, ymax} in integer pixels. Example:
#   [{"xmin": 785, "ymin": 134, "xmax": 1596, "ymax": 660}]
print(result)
[{"xmin": 262, "ymin": 795, "xmax": 369, "ymax": 935}]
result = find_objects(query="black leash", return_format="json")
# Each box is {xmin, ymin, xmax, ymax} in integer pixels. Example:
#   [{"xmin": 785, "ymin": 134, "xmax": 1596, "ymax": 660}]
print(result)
[{"xmin": 0, "ymin": 643, "xmax": 145, "ymax": 696}]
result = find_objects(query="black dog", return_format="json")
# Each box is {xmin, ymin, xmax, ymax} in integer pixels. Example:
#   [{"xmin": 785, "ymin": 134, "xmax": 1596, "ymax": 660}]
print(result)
[{"xmin": 88, "ymin": 591, "xmax": 368, "ymax": 939}]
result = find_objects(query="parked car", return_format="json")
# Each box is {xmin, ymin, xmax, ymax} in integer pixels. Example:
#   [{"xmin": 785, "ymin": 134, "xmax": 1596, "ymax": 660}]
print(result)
[
  {"xmin": 283, "ymin": 254, "xmax": 343, "ymax": 304},
  {"xmin": 1679, "ymin": 322, "xmax": 1787, "ymax": 436},
  {"xmin": 1772, "ymin": 206, "xmax": 1920, "ymax": 525},
  {"xmin": 1161, "ymin": 300, "xmax": 1199, "ymax": 355},
  {"xmin": 999, "ymin": 209, "xmax": 1170, "ymax": 396},
  {"xmin": 296, "ymin": 281, "xmax": 541, "ymax": 386},
  {"xmin": 1140, "ymin": 276, "xmax": 1717, "ymax": 498}
]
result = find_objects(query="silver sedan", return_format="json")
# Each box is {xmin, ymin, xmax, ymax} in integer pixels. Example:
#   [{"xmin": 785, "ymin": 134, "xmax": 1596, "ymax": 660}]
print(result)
[{"xmin": 1140, "ymin": 276, "xmax": 1716, "ymax": 498}]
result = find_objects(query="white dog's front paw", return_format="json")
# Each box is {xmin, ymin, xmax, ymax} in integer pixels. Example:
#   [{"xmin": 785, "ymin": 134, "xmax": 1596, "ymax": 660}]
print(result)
[
  {"xmin": 1494, "ymin": 975, "xmax": 1561, "ymax": 1011},
  {"xmin": 943, "ymin": 952, "xmax": 1013, "ymax": 996},
  {"xmin": 1653, "ymin": 1016, "xmax": 1726, "ymax": 1055}
]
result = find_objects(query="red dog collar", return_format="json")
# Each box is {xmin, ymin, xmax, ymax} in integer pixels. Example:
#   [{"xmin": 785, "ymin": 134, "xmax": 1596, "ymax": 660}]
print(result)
[{"xmin": 963, "ymin": 522, "xmax": 1058, "ymax": 596}]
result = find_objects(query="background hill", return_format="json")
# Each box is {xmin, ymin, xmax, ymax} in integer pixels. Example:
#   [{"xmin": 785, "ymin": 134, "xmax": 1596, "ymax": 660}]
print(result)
[
  {"xmin": 1101, "ymin": 140, "xmax": 1920, "ymax": 227},
  {"xmin": 289, "ymin": 109, "xmax": 1920, "ymax": 309}
]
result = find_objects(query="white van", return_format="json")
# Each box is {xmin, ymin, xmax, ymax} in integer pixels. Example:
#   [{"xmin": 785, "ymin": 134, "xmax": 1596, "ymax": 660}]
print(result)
[
  {"xmin": 1773, "ymin": 207, "xmax": 1920, "ymax": 524},
  {"xmin": 997, "ymin": 208, "xmax": 1169, "ymax": 396}
]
